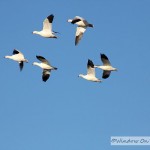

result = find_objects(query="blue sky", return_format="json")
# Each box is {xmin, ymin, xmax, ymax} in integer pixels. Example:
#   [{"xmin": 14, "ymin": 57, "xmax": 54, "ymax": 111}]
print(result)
[{"xmin": 0, "ymin": 0, "xmax": 150, "ymax": 150}]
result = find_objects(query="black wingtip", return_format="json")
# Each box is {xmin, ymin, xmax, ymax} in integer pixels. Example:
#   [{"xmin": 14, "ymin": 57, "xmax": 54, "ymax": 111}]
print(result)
[
  {"xmin": 101, "ymin": 53, "xmax": 108, "ymax": 60},
  {"xmin": 102, "ymin": 71, "xmax": 111, "ymax": 79},
  {"xmin": 36, "ymin": 55, "xmax": 45, "ymax": 60},
  {"xmin": 88, "ymin": 59, "xmax": 94, "ymax": 68},
  {"xmin": 102, "ymin": 74, "xmax": 109, "ymax": 79},
  {"xmin": 19, "ymin": 61, "xmax": 23, "ymax": 71},
  {"xmin": 75, "ymin": 41, "xmax": 78, "ymax": 46},
  {"xmin": 47, "ymin": 14, "xmax": 54, "ymax": 23},
  {"xmin": 71, "ymin": 18, "xmax": 81, "ymax": 24},
  {"xmin": 42, "ymin": 74, "xmax": 50, "ymax": 82},
  {"xmin": 13, "ymin": 49, "xmax": 19, "ymax": 55},
  {"xmin": 36, "ymin": 55, "xmax": 40, "ymax": 59}
]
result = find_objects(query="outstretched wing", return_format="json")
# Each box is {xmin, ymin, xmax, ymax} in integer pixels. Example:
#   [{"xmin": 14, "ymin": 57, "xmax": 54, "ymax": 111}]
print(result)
[
  {"xmin": 43, "ymin": 14, "xmax": 54, "ymax": 31},
  {"xmin": 75, "ymin": 26, "xmax": 86, "ymax": 45},
  {"xmin": 13, "ymin": 49, "xmax": 20, "ymax": 55},
  {"xmin": 74, "ymin": 16, "xmax": 84, "ymax": 21},
  {"xmin": 42, "ymin": 70, "xmax": 50, "ymax": 82},
  {"xmin": 101, "ymin": 54, "xmax": 111, "ymax": 66},
  {"xmin": 102, "ymin": 71, "xmax": 111, "ymax": 79},
  {"xmin": 19, "ymin": 61, "xmax": 24, "ymax": 71},
  {"xmin": 87, "ymin": 59, "xmax": 95, "ymax": 76},
  {"xmin": 71, "ymin": 16, "xmax": 82, "ymax": 24},
  {"xmin": 36, "ymin": 55, "xmax": 50, "ymax": 65}
]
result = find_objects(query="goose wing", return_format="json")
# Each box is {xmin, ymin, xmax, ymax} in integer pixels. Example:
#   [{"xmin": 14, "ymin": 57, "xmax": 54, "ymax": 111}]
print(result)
[
  {"xmin": 43, "ymin": 14, "xmax": 54, "ymax": 31},
  {"xmin": 71, "ymin": 16, "xmax": 82, "ymax": 24},
  {"xmin": 101, "ymin": 54, "xmax": 111, "ymax": 66},
  {"xmin": 19, "ymin": 61, "xmax": 24, "ymax": 71},
  {"xmin": 13, "ymin": 49, "xmax": 21, "ymax": 55},
  {"xmin": 75, "ymin": 26, "xmax": 86, "ymax": 45},
  {"xmin": 87, "ymin": 59, "xmax": 95, "ymax": 76},
  {"xmin": 102, "ymin": 71, "xmax": 111, "ymax": 79},
  {"xmin": 36, "ymin": 55, "xmax": 50, "ymax": 65},
  {"xmin": 75, "ymin": 16, "xmax": 84, "ymax": 20},
  {"xmin": 42, "ymin": 70, "xmax": 50, "ymax": 82}
]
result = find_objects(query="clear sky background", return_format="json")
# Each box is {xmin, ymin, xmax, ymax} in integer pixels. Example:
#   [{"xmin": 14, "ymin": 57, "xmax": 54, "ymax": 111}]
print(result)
[{"xmin": 0, "ymin": 0, "xmax": 150, "ymax": 150}]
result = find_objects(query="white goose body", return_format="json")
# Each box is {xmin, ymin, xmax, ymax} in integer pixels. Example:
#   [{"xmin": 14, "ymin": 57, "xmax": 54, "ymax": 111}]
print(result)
[
  {"xmin": 33, "ymin": 14, "xmax": 57, "ymax": 38},
  {"xmin": 5, "ymin": 49, "xmax": 28, "ymax": 71},
  {"xmin": 94, "ymin": 65, "xmax": 117, "ymax": 71},
  {"xmin": 79, "ymin": 74, "xmax": 100, "ymax": 82},
  {"xmin": 68, "ymin": 16, "xmax": 93, "ymax": 45},
  {"xmin": 33, "ymin": 55, "xmax": 57, "ymax": 82},
  {"xmin": 33, "ymin": 62, "xmax": 53, "ymax": 70},
  {"xmin": 32, "ymin": 31, "xmax": 56, "ymax": 38},
  {"xmin": 68, "ymin": 16, "xmax": 93, "ymax": 27},
  {"xmin": 94, "ymin": 54, "xmax": 117, "ymax": 79},
  {"xmin": 79, "ymin": 59, "xmax": 102, "ymax": 82},
  {"xmin": 5, "ymin": 54, "xmax": 25, "ymax": 62}
]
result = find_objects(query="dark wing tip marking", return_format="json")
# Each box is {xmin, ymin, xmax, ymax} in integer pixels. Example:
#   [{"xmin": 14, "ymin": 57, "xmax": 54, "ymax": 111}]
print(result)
[
  {"xmin": 102, "ymin": 74, "xmax": 109, "ymax": 79},
  {"xmin": 19, "ymin": 61, "xmax": 24, "ymax": 71},
  {"xmin": 71, "ymin": 18, "xmax": 81, "ymax": 24},
  {"xmin": 13, "ymin": 49, "xmax": 19, "ymax": 55},
  {"xmin": 101, "ymin": 53, "xmax": 109, "ymax": 60},
  {"xmin": 87, "ymin": 59, "xmax": 94, "ymax": 68},
  {"xmin": 42, "ymin": 74, "xmax": 50, "ymax": 82},
  {"xmin": 75, "ymin": 36, "xmax": 79, "ymax": 45},
  {"xmin": 36, "ymin": 55, "xmax": 46, "ymax": 60},
  {"xmin": 102, "ymin": 71, "xmax": 111, "ymax": 79},
  {"xmin": 47, "ymin": 14, "xmax": 54, "ymax": 23}
]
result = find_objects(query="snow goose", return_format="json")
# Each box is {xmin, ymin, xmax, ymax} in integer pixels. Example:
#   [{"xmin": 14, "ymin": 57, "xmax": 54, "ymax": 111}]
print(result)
[
  {"xmin": 67, "ymin": 16, "xmax": 93, "ymax": 45},
  {"xmin": 32, "ymin": 14, "xmax": 57, "ymax": 38},
  {"xmin": 94, "ymin": 54, "xmax": 117, "ymax": 79},
  {"xmin": 4, "ymin": 49, "xmax": 28, "ymax": 71},
  {"xmin": 78, "ymin": 59, "xmax": 101, "ymax": 82},
  {"xmin": 33, "ymin": 55, "xmax": 57, "ymax": 82}
]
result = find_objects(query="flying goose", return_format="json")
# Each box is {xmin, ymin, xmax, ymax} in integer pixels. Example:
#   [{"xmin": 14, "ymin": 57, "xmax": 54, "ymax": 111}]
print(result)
[
  {"xmin": 94, "ymin": 54, "xmax": 117, "ymax": 79},
  {"xmin": 78, "ymin": 59, "xmax": 101, "ymax": 82},
  {"xmin": 32, "ymin": 14, "xmax": 57, "ymax": 38},
  {"xmin": 4, "ymin": 49, "xmax": 28, "ymax": 71},
  {"xmin": 67, "ymin": 16, "xmax": 93, "ymax": 45},
  {"xmin": 33, "ymin": 55, "xmax": 57, "ymax": 82}
]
